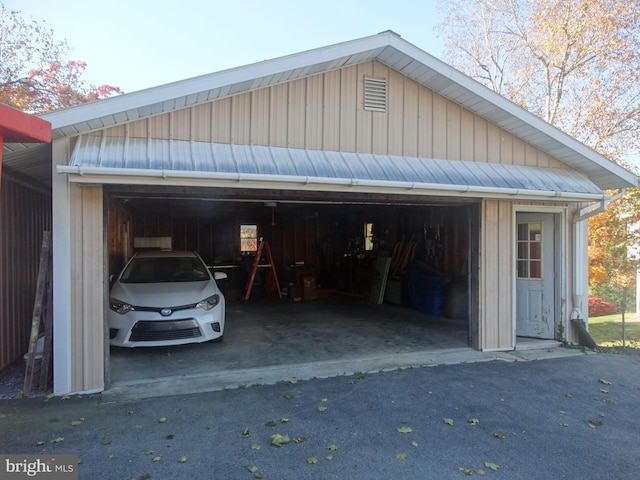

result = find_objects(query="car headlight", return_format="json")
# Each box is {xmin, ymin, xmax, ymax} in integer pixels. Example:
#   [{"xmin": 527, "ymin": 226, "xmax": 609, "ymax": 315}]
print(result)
[
  {"xmin": 109, "ymin": 298, "xmax": 133, "ymax": 315},
  {"xmin": 196, "ymin": 294, "xmax": 220, "ymax": 311}
]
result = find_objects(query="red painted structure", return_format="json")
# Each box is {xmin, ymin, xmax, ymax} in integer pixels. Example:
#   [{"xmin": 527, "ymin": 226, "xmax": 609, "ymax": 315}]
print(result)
[{"xmin": 0, "ymin": 103, "xmax": 52, "ymax": 186}]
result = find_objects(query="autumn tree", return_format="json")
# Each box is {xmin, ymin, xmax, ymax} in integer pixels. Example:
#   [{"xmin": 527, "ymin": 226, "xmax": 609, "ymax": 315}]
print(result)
[
  {"xmin": 436, "ymin": 0, "xmax": 640, "ymax": 166},
  {"xmin": 436, "ymin": 0, "xmax": 640, "ymax": 316},
  {"xmin": 0, "ymin": 4, "xmax": 121, "ymax": 113}
]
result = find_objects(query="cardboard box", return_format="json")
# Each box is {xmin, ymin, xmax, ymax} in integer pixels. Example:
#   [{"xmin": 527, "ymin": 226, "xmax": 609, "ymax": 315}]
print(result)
[{"xmin": 302, "ymin": 275, "xmax": 317, "ymax": 301}]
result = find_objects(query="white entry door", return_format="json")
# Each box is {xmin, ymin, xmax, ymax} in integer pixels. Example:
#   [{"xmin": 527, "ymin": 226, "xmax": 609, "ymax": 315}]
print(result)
[{"xmin": 516, "ymin": 213, "xmax": 555, "ymax": 339}]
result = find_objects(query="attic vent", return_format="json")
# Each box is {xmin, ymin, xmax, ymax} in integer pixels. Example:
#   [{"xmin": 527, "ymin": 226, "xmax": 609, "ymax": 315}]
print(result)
[{"xmin": 364, "ymin": 76, "xmax": 387, "ymax": 112}]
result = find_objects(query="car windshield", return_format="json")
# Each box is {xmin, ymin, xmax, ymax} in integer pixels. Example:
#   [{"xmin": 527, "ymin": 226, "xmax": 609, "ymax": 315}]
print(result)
[{"xmin": 120, "ymin": 256, "xmax": 210, "ymax": 283}]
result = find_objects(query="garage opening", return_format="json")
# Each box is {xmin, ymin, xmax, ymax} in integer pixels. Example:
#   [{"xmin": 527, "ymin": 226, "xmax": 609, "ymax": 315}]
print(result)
[{"xmin": 105, "ymin": 186, "xmax": 480, "ymax": 390}]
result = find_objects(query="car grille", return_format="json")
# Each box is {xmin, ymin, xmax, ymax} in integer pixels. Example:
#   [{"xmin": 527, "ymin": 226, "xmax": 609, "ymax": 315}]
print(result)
[{"xmin": 129, "ymin": 319, "xmax": 202, "ymax": 342}]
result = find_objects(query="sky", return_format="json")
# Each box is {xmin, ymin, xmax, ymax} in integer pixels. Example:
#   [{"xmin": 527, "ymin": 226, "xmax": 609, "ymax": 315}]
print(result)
[{"xmin": 5, "ymin": 0, "xmax": 447, "ymax": 94}]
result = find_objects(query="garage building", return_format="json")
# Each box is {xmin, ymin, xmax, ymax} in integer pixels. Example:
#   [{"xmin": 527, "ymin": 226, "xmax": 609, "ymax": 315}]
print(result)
[{"xmin": 4, "ymin": 31, "xmax": 637, "ymax": 395}]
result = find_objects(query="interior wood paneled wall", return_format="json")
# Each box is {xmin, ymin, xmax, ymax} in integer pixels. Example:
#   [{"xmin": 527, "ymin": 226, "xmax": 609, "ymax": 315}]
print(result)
[
  {"xmin": 112, "ymin": 203, "xmax": 471, "ymax": 294},
  {"xmin": 0, "ymin": 173, "xmax": 51, "ymax": 371},
  {"xmin": 101, "ymin": 62, "xmax": 566, "ymax": 170}
]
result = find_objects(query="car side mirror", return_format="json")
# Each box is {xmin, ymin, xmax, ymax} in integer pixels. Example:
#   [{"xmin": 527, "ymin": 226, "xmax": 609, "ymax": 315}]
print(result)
[{"xmin": 213, "ymin": 271, "xmax": 228, "ymax": 281}]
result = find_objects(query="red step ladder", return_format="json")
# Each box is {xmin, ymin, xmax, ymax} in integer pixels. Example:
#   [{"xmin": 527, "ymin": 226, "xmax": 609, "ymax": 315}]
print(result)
[{"xmin": 243, "ymin": 238, "xmax": 282, "ymax": 301}]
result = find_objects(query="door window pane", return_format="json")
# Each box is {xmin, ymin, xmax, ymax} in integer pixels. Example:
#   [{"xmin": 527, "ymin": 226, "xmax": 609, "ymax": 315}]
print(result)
[{"xmin": 517, "ymin": 222, "xmax": 543, "ymax": 279}]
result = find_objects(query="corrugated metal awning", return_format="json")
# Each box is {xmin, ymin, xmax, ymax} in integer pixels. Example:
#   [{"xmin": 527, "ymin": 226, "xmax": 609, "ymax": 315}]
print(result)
[{"xmin": 59, "ymin": 136, "xmax": 605, "ymax": 201}]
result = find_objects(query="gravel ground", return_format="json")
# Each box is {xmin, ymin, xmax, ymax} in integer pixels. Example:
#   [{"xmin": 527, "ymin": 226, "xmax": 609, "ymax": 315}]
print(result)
[{"xmin": 0, "ymin": 359, "xmax": 48, "ymax": 400}]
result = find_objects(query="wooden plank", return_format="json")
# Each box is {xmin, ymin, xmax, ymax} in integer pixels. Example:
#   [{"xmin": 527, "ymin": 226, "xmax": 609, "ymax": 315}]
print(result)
[
  {"xmin": 23, "ymin": 231, "xmax": 51, "ymax": 396},
  {"xmin": 369, "ymin": 257, "xmax": 391, "ymax": 304}
]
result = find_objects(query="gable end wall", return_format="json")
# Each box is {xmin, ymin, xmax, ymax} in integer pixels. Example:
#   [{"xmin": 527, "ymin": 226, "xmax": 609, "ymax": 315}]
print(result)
[{"xmin": 99, "ymin": 62, "xmax": 566, "ymax": 170}]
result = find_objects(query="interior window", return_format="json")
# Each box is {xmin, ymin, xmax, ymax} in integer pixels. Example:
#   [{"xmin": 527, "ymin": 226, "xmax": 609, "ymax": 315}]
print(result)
[
  {"xmin": 364, "ymin": 222, "xmax": 374, "ymax": 251},
  {"xmin": 240, "ymin": 225, "xmax": 258, "ymax": 252}
]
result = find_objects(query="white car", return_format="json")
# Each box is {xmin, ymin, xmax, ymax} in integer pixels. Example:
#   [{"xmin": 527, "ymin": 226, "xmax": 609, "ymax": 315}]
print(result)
[{"xmin": 108, "ymin": 250, "xmax": 226, "ymax": 347}]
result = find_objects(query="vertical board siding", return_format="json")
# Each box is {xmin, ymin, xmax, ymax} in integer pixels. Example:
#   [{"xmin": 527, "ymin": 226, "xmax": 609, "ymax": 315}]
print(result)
[
  {"xmin": 323, "ymin": 69, "xmax": 342, "ymax": 151},
  {"xmin": 0, "ymin": 175, "xmax": 51, "ymax": 371},
  {"xmin": 480, "ymin": 199, "xmax": 514, "ymax": 350},
  {"xmin": 103, "ymin": 61, "xmax": 570, "ymax": 170},
  {"xmin": 69, "ymin": 185, "xmax": 104, "ymax": 392}
]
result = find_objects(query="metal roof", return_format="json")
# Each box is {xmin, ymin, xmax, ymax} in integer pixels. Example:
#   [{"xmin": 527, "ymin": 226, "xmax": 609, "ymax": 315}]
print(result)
[
  {"xmin": 4, "ymin": 30, "xmax": 637, "ymax": 190},
  {"xmin": 59, "ymin": 136, "xmax": 605, "ymax": 201}
]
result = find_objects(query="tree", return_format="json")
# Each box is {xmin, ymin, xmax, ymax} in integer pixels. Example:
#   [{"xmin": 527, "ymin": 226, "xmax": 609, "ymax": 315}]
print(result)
[
  {"xmin": 0, "ymin": 4, "xmax": 121, "ymax": 113},
  {"xmin": 436, "ymin": 0, "xmax": 640, "ymax": 325},
  {"xmin": 436, "ymin": 0, "xmax": 640, "ymax": 165}
]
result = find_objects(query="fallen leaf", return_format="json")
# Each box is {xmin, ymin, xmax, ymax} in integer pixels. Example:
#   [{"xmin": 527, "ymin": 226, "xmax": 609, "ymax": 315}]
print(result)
[
  {"xmin": 127, "ymin": 410, "xmax": 135, "ymax": 415},
  {"xmin": 70, "ymin": 420, "xmax": 83, "ymax": 426},
  {"xmin": 306, "ymin": 457, "xmax": 318, "ymax": 464},
  {"xmin": 327, "ymin": 444, "xmax": 338, "ymax": 451},
  {"xmin": 145, "ymin": 450, "xmax": 154, "ymax": 455},
  {"xmin": 251, "ymin": 444, "xmax": 261, "ymax": 450},
  {"xmin": 152, "ymin": 456, "xmax": 161, "ymax": 462},
  {"xmin": 265, "ymin": 421, "xmax": 277, "ymax": 427},
  {"xmin": 564, "ymin": 393, "xmax": 573, "ymax": 398},
  {"xmin": 485, "ymin": 461, "xmax": 499, "ymax": 471},
  {"xmin": 241, "ymin": 428, "xmax": 250, "ymax": 438},
  {"xmin": 443, "ymin": 418, "xmax": 454, "ymax": 426},
  {"xmin": 317, "ymin": 406, "xmax": 327, "ymax": 412},
  {"xmin": 458, "ymin": 467, "xmax": 473, "ymax": 475},
  {"xmin": 280, "ymin": 418, "xmax": 289, "ymax": 423},
  {"xmin": 166, "ymin": 434, "xmax": 175, "ymax": 440},
  {"xmin": 177, "ymin": 456, "xmax": 187, "ymax": 463},
  {"xmin": 326, "ymin": 455, "xmax": 334, "ymax": 461},
  {"xmin": 284, "ymin": 393, "xmax": 294, "ymax": 399},
  {"xmin": 600, "ymin": 388, "xmax": 609, "ymax": 394},
  {"xmin": 320, "ymin": 397, "xmax": 328, "ymax": 403},
  {"xmin": 599, "ymin": 378, "xmax": 612, "ymax": 385},
  {"xmin": 396, "ymin": 453, "xmax": 408, "ymax": 461},
  {"xmin": 468, "ymin": 418, "xmax": 480, "ymax": 425},
  {"xmin": 172, "ymin": 408, "xmax": 180, "ymax": 413},
  {"xmin": 493, "ymin": 432, "xmax": 505, "ymax": 439},
  {"xmin": 101, "ymin": 439, "xmax": 111, "ymax": 445},
  {"xmin": 411, "ymin": 441, "xmax": 419, "ymax": 448},
  {"xmin": 293, "ymin": 437, "xmax": 306, "ymax": 443},
  {"xmin": 270, "ymin": 433, "xmax": 290, "ymax": 447},
  {"xmin": 132, "ymin": 474, "xmax": 151, "ymax": 480},
  {"xmin": 35, "ymin": 441, "xmax": 44, "ymax": 446},
  {"xmin": 476, "ymin": 469, "xmax": 486, "ymax": 475},
  {"xmin": 45, "ymin": 393, "xmax": 55, "ymax": 401},
  {"xmin": 255, "ymin": 474, "xmax": 264, "ymax": 479},
  {"xmin": 50, "ymin": 437, "xmax": 64, "ymax": 444},
  {"xmin": 589, "ymin": 419, "xmax": 603, "ymax": 428},
  {"xmin": 61, "ymin": 395, "xmax": 71, "ymax": 400},
  {"xmin": 158, "ymin": 417, "xmax": 167, "ymax": 423},
  {"xmin": 397, "ymin": 426, "xmax": 413, "ymax": 434},
  {"xmin": 560, "ymin": 422, "xmax": 569, "ymax": 427}
]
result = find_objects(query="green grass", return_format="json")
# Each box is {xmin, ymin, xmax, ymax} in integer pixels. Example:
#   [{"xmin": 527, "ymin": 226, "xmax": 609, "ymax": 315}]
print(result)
[{"xmin": 588, "ymin": 312, "xmax": 640, "ymax": 352}]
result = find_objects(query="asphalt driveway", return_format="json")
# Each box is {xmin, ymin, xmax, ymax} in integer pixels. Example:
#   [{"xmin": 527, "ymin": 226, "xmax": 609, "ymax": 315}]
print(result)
[{"xmin": 1, "ymin": 352, "xmax": 639, "ymax": 479}]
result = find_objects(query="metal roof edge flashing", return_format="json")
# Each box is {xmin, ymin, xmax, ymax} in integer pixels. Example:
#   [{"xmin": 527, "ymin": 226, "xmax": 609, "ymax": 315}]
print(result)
[{"xmin": 56, "ymin": 165, "xmax": 605, "ymax": 202}]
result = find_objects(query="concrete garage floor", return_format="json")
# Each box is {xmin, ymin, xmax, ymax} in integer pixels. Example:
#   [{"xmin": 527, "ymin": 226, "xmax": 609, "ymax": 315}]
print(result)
[{"xmin": 105, "ymin": 294, "xmax": 576, "ymax": 401}]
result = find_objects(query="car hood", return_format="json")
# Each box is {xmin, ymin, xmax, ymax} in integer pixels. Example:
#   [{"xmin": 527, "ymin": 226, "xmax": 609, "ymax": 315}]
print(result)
[{"xmin": 110, "ymin": 281, "xmax": 217, "ymax": 308}]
